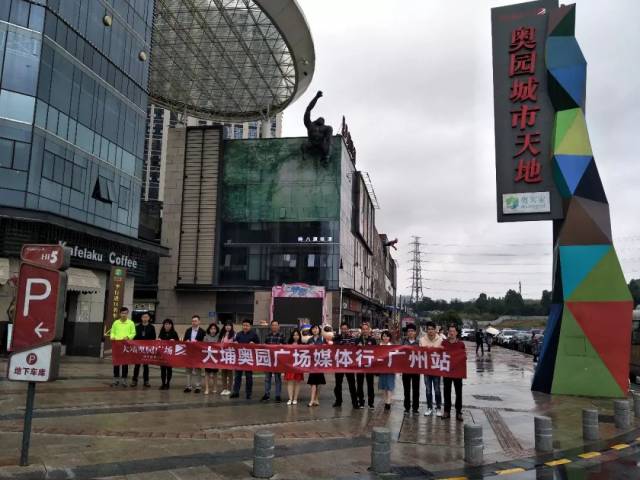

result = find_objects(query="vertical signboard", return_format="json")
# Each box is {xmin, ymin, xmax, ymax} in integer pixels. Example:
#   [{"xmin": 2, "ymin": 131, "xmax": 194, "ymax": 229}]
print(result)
[
  {"xmin": 103, "ymin": 266, "xmax": 126, "ymax": 352},
  {"xmin": 492, "ymin": 0, "xmax": 563, "ymax": 222}
]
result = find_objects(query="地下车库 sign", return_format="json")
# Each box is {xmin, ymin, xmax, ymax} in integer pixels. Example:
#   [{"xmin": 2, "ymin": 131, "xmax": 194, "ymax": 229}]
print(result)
[{"xmin": 491, "ymin": 0, "xmax": 563, "ymax": 222}]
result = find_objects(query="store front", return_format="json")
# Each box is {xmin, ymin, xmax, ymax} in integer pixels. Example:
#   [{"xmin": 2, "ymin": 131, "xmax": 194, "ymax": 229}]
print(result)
[{"xmin": 0, "ymin": 215, "xmax": 167, "ymax": 356}]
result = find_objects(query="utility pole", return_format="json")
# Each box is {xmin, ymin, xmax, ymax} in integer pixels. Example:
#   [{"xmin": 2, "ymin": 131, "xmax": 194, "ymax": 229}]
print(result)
[
  {"xmin": 409, "ymin": 236, "xmax": 424, "ymax": 304},
  {"xmin": 519, "ymin": 281, "xmax": 522, "ymax": 296}
]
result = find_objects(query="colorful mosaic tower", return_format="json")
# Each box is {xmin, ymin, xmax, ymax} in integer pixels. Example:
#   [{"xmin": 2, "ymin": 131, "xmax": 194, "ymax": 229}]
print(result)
[{"xmin": 531, "ymin": 5, "xmax": 633, "ymax": 397}]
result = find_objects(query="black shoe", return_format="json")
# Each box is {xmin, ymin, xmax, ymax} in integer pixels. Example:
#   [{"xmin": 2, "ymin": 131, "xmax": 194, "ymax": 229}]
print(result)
[
  {"xmin": 456, "ymin": 413, "xmax": 464, "ymax": 422},
  {"xmin": 144, "ymin": 382, "xmax": 151, "ymax": 388},
  {"xmin": 130, "ymin": 380, "xmax": 138, "ymax": 387},
  {"xmin": 404, "ymin": 409, "xmax": 410, "ymax": 415},
  {"xmin": 332, "ymin": 402, "xmax": 342, "ymax": 408},
  {"xmin": 441, "ymin": 412, "xmax": 451, "ymax": 419},
  {"xmin": 275, "ymin": 396, "xmax": 282, "ymax": 402},
  {"xmin": 353, "ymin": 404, "xmax": 362, "ymax": 410},
  {"xmin": 159, "ymin": 384, "xmax": 166, "ymax": 390},
  {"xmin": 261, "ymin": 394, "xmax": 269, "ymax": 402},
  {"xmin": 384, "ymin": 404, "xmax": 391, "ymax": 411},
  {"xmin": 229, "ymin": 393, "xmax": 239, "ymax": 398},
  {"xmin": 194, "ymin": 388, "xmax": 201, "ymax": 394},
  {"xmin": 184, "ymin": 387, "xmax": 192, "ymax": 393},
  {"xmin": 369, "ymin": 405, "xmax": 375, "ymax": 410},
  {"xmin": 246, "ymin": 396, "xmax": 252, "ymax": 400},
  {"xmin": 412, "ymin": 409, "xmax": 419, "ymax": 415}
]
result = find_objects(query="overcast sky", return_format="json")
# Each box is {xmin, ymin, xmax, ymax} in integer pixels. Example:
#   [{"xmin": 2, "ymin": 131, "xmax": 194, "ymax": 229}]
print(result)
[{"xmin": 281, "ymin": 0, "xmax": 640, "ymax": 301}]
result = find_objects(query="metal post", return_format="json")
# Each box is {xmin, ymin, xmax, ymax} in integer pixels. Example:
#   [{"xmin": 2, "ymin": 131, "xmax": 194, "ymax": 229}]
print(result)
[
  {"xmin": 614, "ymin": 400, "xmax": 630, "ymax": 429},
  {"xmin": 338, "ymin": 287, "xmax": 343, "ymax": 326},
  {"xmin": 632, "ymin": 391, "xmax": 640, "ymax": 418},
  {"xmin": 20, "ymin": 382, "xmax": 36, "ymax": 466},
  {"xmin": 370, "ymin": 427, "xmax": 391, "ymax": 473},
  {"xmin": 582, "ymin": 409, "xmax": 599, "ymax": 441},
  {"xmin": 463, "ymin": 424, "xmax": 483, "ymax": 465},
  {"xmin": 534, "ymin": 416, "xmax": 553, "ymax": 453},
  {"xmin": 252, "ymin": 430, "xmax": 274, "ymax": 478}
]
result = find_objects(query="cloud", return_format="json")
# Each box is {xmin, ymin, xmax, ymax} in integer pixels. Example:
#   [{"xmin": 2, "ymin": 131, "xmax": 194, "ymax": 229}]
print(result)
[{"xmin": 284, "ymin": 0, "xmax": 640, "ymax": 299}]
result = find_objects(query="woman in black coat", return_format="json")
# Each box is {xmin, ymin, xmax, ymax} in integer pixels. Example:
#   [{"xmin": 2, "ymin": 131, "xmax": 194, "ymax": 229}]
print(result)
[
  {"xmin": 158, "ymin": 319, "xmax": 179, "ymax": 390},
  {"xmin": 307, "ymin": 324, "xmax": 326, "ymax": 407}
]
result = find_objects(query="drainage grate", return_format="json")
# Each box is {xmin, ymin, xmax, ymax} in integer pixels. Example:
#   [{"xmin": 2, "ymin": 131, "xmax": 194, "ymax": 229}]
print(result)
[
  {"xmin": 472, "ymin": 395, "xmax": 502, "ymax": 401},
  {"xmin": 391, "ymin": 465, "xmax": 432, "ymax": 477}
]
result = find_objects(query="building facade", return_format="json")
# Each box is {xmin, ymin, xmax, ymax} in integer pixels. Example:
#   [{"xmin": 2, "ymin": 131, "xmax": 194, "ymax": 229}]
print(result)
[
  {"xmin": 157, "ymin": 126, "xmax": 397, "ymax": 329},
  {"xmin": 0, "ymin": 0, "xmax": 166, "ymax": 355}
]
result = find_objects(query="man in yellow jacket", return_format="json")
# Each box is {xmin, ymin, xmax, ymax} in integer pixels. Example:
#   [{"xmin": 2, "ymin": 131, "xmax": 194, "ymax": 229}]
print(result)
[{"xmin": 110, "ymin": 306, "xmax": 136, "ymax": 387}]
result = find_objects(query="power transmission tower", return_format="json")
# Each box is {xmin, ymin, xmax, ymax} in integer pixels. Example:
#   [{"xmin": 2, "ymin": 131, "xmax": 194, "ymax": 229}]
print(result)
[{"xmin": 409, "ymin": 236, "xmax": 424, "ymax": 304}]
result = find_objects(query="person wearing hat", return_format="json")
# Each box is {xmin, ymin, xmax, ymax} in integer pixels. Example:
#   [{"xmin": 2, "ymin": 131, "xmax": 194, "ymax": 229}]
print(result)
[{"xmin": 401, "ymin": 323, "xmax": 420, "ymax": 414}]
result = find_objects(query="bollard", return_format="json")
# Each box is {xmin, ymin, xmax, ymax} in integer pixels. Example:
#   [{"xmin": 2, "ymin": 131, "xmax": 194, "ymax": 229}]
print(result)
[
  {"xmin": 464, "ymin": 424, "xmax": 483, "ymax": 465},
  {"xmin": 582, "ymin": 409, "xmax": 599, "ymax": 441},
  {"xmin": 252, "ymin": 430, "xmax": 275, "ymax": 478},
  {"xmin": 614, "ymin": 400, "xmax": 631, "ymax": 429},
  {"xmin": 370, "ymin": 427, "xmax": 391, "ymax": 474},
  {"xmin": 632, "ymin": 392, "xmax": 640, "ymax": 418},
  {"xmin": 534, "ymin": 416, "xmax": 553, "ymax": 453}
]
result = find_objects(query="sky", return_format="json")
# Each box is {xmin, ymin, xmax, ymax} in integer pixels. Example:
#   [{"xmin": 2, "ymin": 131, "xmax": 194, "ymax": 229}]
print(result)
[{"xmin": 280, "ymin": 0, "xmax": 640, "ymax": 301}]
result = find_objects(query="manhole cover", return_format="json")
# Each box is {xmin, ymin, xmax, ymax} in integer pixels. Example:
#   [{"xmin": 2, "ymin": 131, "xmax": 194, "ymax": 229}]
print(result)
[{"xmin": 472, "ymin": 395, "xmax": 502, "ymax": 401}]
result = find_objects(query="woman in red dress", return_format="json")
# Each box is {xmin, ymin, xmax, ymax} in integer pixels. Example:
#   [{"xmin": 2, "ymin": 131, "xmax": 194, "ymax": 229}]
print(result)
[{"xmin": 285, "ymin": 329, "xmax": 304, "ymax": 405}]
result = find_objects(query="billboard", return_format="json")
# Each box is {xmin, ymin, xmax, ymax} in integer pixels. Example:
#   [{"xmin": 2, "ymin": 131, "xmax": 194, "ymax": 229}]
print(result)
[{"xmin": 491, "ymin": 0, "xmax": 563, "ymax": 222}]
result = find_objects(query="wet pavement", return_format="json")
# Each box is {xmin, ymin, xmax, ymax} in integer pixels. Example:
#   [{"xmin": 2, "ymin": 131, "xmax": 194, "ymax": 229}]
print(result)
[{"xmin": 0, "ymin": 342, "xmax": 638, "ymax": 479}]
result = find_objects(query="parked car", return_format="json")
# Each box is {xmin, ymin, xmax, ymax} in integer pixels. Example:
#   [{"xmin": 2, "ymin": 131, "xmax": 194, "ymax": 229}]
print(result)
[
  {"xmin": 496, "ymin": 329, "xmax": 518, "ymax": 346},
  {"xmin": 512, "ymin": 332, "xmax": 531, "ymax": 352},
  {"xmin": 461, "ymin": 328, "xmax": 474, "ymax": 340}
]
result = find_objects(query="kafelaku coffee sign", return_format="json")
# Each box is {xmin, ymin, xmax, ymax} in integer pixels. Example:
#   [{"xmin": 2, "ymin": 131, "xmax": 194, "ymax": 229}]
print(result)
[
  {"xmin": 68, "ymin": 245, "xmax": 139, "ymax": 270},
  {"xmin": 491, "ymin": 0, "xmax": 563, "ymax": 223}
]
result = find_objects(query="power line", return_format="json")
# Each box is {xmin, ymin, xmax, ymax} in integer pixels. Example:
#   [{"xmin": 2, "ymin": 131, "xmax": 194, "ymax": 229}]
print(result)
[
  {"xmin": 423, "ymin": 277, "xmax": 548, "ymax": 286},
  {"xmin": 422, "ymin": 259, "xmax": 549, "ymax": 266},
  {"xmin": 424, "ymin": 268, "xmax": 549, "ymax": 275}
]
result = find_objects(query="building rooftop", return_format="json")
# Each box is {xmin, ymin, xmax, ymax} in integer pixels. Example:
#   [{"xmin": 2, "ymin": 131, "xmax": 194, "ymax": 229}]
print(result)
[{"xmin": 149, "ymin": 0, "xmax": 315, "ymax": 121}]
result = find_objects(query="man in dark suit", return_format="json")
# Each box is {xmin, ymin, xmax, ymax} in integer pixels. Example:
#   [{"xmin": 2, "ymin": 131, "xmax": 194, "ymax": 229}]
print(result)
[
  {"xmin": 131, "ymin": 312, "xmax": 156, "ymax": 387},
  {"xmin": 183, "ymin": 315, "xmax": 206, "ymax": 393}
]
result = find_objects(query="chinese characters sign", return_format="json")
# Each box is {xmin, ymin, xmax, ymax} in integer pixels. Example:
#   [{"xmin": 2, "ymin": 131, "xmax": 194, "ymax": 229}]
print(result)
[
  {"xmin": 112, "ymin": 341, "xmax": 467, "ymax": 379},
  {"xmin": 103, "ymin": 267, "xmax": 126, "ymax": 351},
  {"xmin": 492, "ymin": 0, "xmax": 562, "ymax": 222}
]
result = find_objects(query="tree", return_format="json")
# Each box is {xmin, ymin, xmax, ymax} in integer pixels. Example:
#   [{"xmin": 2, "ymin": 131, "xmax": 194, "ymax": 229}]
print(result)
[
  {"xmin": 433, "ymin": 310, "xmax": 462, "ymax": 331},
  {"xmin": 503, "ymin": 289, "xmax": 525, "ymax": 315},
  {"xmin": 475, "ymin": 293, "xmax": 489, "ymax": 313},
  {"xmin": 629, "ymin": 279, "xmax": 640, "ymax": 308},
  {"xmin": 540, "ymin": 289, "xmax": 552, "ymax": 315}
]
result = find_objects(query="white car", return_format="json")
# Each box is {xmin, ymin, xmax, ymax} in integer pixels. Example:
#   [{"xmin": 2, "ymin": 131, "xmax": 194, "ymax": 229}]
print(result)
[
  {"xmin": 461, "ymin": 328, "xmax": 474, "ymax": 340},
  {"xmin": 497, "ymin": 329, "xmax": 518, "ymax": 345}
]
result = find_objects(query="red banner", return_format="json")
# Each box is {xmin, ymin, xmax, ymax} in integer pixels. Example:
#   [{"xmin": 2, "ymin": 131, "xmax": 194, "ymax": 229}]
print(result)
[{"xmin": 112, "ymin": 341, "xmax": 467, "ymax": 378}]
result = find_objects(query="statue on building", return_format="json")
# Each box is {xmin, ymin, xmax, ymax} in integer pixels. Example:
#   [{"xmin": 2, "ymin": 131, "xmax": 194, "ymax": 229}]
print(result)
[{"xmin": 303, "ymin": 91, "xmax": 332, "ymax": 163}]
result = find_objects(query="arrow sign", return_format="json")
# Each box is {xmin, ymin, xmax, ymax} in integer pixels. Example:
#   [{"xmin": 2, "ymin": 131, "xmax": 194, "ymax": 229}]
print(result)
[{"xmin": 34, "ymin": 322, "xmax": 50, "ymax": 339}]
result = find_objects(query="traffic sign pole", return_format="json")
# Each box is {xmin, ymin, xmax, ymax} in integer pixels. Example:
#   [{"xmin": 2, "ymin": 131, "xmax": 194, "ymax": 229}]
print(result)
[
  {"xmin": 9, "ymin": 244, "xmax": 70, "ymax": 466},
  {"xmin": 19, "ymin": 382, "xmax": 36, "ymax": 466}
]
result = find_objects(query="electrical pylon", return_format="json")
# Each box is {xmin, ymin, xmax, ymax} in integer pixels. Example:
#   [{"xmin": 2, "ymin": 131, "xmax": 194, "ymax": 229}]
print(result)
[{"xmin": 409, "ymin": 236, "xmax": 424, "ymax": 304}]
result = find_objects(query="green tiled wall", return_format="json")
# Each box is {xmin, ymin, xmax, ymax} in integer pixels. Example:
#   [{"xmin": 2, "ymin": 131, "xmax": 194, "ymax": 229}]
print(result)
[{"xmin": 222, "ymin": 136, "xmax": 341, "ymax": 222}]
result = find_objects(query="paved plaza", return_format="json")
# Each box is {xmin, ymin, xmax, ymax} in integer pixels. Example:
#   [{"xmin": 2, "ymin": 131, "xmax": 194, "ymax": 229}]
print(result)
[{"xmin": 0, "ymin": 344, "xmax": 639, "ymax": 479}]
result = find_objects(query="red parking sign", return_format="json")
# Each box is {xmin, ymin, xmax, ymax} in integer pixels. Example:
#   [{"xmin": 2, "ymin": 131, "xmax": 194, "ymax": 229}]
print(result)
[{"xmin": 12, "ymin": 264, "xmax": 67, "ymax": 351}]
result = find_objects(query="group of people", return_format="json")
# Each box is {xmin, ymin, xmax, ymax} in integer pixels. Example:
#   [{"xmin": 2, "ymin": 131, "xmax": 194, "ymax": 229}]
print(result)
[
  {"xmin": 475, "ymin": 329, "xmax": 493, "ymax": 355},
  {"xmin": 109, "ymin": 307, "xmax": 466, "ymax": 420}
]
